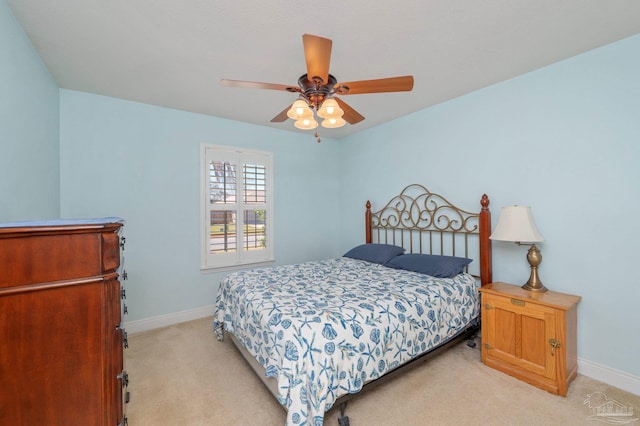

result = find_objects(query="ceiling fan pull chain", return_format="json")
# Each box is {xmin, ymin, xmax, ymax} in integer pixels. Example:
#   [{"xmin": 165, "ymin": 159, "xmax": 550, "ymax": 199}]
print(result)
[{"xmin": 315, "ymin": 132, "xmax": 321, "ymax": 143}]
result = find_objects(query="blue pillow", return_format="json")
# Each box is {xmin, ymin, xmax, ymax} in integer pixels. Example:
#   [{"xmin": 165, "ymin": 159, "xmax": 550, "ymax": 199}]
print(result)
[
  {"xmin": 384, "ymin": 254, "xmax": 472, "ymax": 278},
  {"xmin": 343, "ymin": 244, "xmax": 405, "ymax": 264}
]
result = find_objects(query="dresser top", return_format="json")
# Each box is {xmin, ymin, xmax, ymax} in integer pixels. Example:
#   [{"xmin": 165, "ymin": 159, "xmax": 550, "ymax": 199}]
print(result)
[{"xmin": 0, "ymin": 217, "xmax": 124, "ymax": 229}]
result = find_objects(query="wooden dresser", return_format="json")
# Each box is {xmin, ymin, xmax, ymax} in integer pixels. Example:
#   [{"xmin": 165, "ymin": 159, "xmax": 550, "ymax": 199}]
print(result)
[
  {"xmin": 479, "ymin": 282, "xmax": 581, "ymax": 396},
  {"xmin": 0, "ymin": 219, "xmax": 129, "ymax": 425}
]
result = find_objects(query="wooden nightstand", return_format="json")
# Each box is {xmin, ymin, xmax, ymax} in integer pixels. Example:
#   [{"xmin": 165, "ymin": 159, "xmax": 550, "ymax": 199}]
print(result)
[{"xmin": 479, "ymin": 282, "xmax": 581, "ymax": 396}]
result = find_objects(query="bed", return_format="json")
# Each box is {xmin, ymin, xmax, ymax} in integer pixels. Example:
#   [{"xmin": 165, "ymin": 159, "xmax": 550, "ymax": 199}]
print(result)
[{"xmin": 213, "ymin": 184, "xmax": 492, "ymax": 426}]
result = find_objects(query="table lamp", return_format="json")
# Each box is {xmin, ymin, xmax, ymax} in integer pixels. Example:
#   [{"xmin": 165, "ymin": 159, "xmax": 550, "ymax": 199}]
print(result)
[{"xmin": 490, "ymin": 205, "xmax": 547, "ymax": 292}]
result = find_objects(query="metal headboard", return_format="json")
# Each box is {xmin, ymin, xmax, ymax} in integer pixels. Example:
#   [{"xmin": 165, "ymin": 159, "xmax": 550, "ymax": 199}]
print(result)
[{"xmin": 365, "ymin": 184, "xmax": 492, "ymax": 285}]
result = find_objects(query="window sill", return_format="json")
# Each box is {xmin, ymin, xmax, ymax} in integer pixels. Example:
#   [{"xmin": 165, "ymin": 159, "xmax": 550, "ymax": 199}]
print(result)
[{"xmin": 200, "ymin": 259, "xmax": 275, "ymax": 274}]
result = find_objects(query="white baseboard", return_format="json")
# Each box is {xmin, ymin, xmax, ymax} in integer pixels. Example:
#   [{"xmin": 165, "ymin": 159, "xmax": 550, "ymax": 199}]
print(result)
[
  {"xmin": 579, "ymin": 357, "xmax": 640, "ymax": 396},
  {"xmin": 124, "ymin": 305, "xmax": 214, "ymax": 335}
]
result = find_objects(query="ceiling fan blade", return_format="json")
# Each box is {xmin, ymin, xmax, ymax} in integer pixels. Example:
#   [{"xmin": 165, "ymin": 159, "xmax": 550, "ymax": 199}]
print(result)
[
  {"xmin": 334, "ymin": 76, "xmax": 414, "ymax": 95},
  {"xmin": 221, "ymin": 79, "xmax": 300, "ymax": 92},
  {"xmin": 271, "ymin": 104, "xmax": 291, "ymax": 122},
  {"xmin": 334, "ymin": 97, "xmax": 365, "ymax": 124},
  {"xmin": 302, "ymin": 34, "xmax": 332, "ymax": 85}
]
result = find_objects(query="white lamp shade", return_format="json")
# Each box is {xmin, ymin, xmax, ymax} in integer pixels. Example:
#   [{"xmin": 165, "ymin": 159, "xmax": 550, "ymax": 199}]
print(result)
[{"xmin": 490, "ymin": 206, "xmax": 544, "ymax": 243}]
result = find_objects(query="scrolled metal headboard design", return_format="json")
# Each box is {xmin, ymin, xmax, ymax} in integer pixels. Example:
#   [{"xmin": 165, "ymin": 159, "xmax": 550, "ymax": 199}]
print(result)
[
  {"xmin": 365, "ymin": 184, "xmax": 492, "ymax": 284},
  {"xmin": 372, "ymin": 184, "xmax": 479, "ymax": 234}
]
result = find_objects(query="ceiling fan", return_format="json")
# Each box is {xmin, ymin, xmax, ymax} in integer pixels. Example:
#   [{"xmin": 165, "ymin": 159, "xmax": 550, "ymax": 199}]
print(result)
[{"xmin": 221, "ymin": 34, "xmax": 414, "ymax": 132}]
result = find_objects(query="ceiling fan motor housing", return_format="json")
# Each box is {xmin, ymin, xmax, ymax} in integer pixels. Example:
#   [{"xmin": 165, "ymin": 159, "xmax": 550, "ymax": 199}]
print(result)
[{"xmin": 297, "ymin": 74, "xmax": 340, "ymax": 109}]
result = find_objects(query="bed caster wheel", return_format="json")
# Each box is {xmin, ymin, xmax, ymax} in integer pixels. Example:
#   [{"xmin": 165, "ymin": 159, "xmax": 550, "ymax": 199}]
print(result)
[{"xmin": 467, "ymin": 339, "xmax": 476, "ymax": 348}]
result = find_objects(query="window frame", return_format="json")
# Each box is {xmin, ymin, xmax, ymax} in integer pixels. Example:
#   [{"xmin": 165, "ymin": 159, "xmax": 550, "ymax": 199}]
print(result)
[{"xmin": 200, "ymin": 144, "xmax": 274, "ymax": 271}]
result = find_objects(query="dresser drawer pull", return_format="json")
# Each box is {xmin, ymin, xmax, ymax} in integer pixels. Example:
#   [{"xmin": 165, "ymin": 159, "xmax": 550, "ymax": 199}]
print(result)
[
  {"xmin": 117, "ymin": 371, "xmax": 129, "ymax": 387},
  {"xmin": 511, "ymin": 298, "xmax": 525, "ymax": 307}
]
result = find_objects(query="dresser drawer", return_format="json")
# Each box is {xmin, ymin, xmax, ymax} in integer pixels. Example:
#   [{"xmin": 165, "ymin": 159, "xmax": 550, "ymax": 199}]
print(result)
[{"xmin": 0, "ymin": 223, "xmax": 122, "ymax": 288}]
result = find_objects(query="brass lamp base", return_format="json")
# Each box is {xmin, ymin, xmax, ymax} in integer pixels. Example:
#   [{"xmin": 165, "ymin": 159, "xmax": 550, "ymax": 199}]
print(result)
[
  {"xmin": 522, "ymin": 281, "xmax": 547, "ymax": 292},
  {"xmin": 520, "ymin": 244, "xmax": 547, "ymax": 292}
]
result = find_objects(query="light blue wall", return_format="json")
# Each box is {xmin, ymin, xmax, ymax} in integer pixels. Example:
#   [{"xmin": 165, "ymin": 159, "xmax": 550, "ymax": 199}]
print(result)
[
  {"xmin": 0, "ymin": 0, "xmax": 59, "ymax": 221},
  {"xmin": 59, "ymin": 90, "xmax": 342, "ymax": 321},
  {"xmin": 339, "ymin": 34, "xmax": 640, "ymax": 377}
]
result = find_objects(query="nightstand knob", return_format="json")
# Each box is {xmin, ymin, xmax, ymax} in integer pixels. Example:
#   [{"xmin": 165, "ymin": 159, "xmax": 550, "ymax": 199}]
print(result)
[
  {"xmin": 549, "ymin": 338, "xmax": 561, "ymax": 356},
  {"xmin": 483, "ymin": 303, "xmax": 493, "ymax": 310}
]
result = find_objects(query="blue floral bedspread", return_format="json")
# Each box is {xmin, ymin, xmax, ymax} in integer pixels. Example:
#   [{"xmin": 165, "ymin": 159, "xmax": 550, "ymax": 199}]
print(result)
[{"xmin": 213, "ymin": 257, "xmax": 480, "ymax": 426}]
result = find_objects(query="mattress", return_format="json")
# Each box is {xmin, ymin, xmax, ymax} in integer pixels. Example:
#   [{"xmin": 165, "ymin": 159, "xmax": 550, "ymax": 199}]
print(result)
[{"xmin": 213, "ymin": 257, "xmax": 480, "ymax": 426}]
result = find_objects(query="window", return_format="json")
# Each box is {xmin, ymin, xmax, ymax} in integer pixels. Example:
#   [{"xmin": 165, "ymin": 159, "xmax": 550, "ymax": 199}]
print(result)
[{"xmin": 201, "ymin": 144, "xmax": 273, "ymax": 270}]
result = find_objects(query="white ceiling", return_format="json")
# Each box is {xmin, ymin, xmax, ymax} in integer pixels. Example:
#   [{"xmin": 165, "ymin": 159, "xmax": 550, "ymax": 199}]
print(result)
[{"xmin": 8, "ymin": 0, "xmax": 640, "ymax": 139}]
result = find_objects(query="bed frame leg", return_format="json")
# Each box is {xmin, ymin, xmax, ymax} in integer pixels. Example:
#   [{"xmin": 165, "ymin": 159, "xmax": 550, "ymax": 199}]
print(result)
[
  {"xmin": 465, "ymin": 323, "xmax": 480, "ymax": 348},
  {"xmin": 337, "ymin": 402, "xmax": 350, "ymax": 426},
  {"xmin": 466, "ymin": 331, "xmax": 478, "ymax": 348}
]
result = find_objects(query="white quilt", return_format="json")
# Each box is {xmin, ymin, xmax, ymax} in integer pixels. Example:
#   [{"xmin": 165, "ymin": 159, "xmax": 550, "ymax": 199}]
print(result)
[{"xmin": 214, "ymin": 257, "xmax": 480, "ymax": 426}]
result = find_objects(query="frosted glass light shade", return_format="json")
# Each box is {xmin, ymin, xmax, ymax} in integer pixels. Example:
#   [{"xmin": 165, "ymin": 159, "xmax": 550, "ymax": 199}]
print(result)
[
  {"xmin": 321, "ymin": 117, "xmax": 346, "ymax": 128},
  {"xmin": 287, "ymin": 99, "xmax": 312, "ymax": 120},
  {"xmin": 294, "ymin": 117, "xmax": 318, "ymax": 130},
  {"xmin": 316, "ymin": 98, "xmax": 344, "ymax": 119},
  {"xmin": 490, "ymin": 206, "xmax": 544, "ymax": 243}
]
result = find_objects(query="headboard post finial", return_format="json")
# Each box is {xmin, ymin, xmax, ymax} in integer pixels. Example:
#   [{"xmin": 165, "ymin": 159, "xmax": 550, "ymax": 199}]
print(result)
[
  {"xmin": 481, "ymin": 194, "xmax": 490, "ymax": 211},
  {"xmin": 365, "ymin": 201, "xmax": 372, "ymax": 244}
]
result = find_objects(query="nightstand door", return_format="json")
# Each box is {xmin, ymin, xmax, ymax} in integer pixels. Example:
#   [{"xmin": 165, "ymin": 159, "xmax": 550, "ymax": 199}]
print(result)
[{"xmin": 483, "ymin": 295, "xmax": 557, "ymax": 381}]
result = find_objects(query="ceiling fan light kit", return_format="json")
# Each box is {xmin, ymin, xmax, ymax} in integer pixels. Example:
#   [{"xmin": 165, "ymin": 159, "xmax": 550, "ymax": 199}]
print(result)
[
  {"xmin": 289, "ymin": 96, "xmax": 346, "ymax": 129},
  {"xmin": 221, "ymin": 34, "xmax": 414, "ymax": 139}
]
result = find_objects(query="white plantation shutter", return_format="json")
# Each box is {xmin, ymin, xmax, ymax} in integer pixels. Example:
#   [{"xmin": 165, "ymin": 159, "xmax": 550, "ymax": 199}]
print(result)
[{"xmin": 201, "ymin": 145, "xmax": 273, "ymax": 269}]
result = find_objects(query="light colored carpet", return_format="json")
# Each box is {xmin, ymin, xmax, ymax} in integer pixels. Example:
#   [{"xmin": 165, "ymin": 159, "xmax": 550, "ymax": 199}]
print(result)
[{"xmin": 125, "ymin": 317, "xmax": 639, "ymax": 425}]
